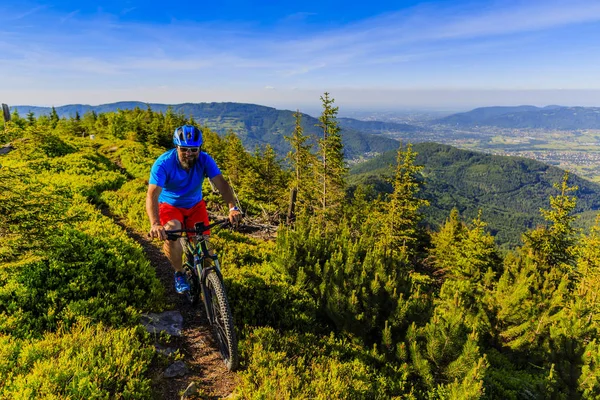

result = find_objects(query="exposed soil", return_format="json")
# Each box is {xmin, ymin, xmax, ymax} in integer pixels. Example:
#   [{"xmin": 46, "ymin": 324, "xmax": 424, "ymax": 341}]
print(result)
[{"xmin": 101, "ymin": 207, "xmax": 239, "ymax": 399}]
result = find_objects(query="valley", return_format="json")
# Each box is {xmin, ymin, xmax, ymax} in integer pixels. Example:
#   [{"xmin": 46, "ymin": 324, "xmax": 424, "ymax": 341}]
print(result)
[{"xmin": 348, "ymin": 109, "xmax": 600, "ymax": 183}]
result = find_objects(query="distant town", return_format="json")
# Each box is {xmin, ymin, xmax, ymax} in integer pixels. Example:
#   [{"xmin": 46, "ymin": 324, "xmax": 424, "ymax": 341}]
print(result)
[{"xmin": 351, "ymin": 110, "xmax": 600, "ymax": 183}]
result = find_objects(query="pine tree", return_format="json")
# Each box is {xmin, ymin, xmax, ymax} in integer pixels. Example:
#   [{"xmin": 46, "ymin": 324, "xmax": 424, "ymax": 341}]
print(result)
[
  {"xmin": 26, "ymin": 111, "xmax": 36, "ymax": 126},
  {"xmin": 50, "ymin": 107, "xmax": 60, "ymax": 129},
  {"xmin": 285, "ymin": 110, "xmax": 317, "ymax": 216},
  {"xmin": 81, "ymin": 111, "xmax": 98, "ymax": 138},
  {"xmin": 252, "ymin": 144, "xmax": 289, "ymax": 211},
  {"xmin": 10, "ymin": 109, "xmax": 25, "ymax": 129},
  {"xmin": 431, "ymin": 211, "xmax": 500, "ymax": 336},
  {"xmin": 316, "ymin": 93, "xmax": 347, "ymax": 223},
  {"xmin": 404, "ymin": 211, "xmax": 498, "ymax": 395},
  {"xmin": 69, "ymin": 111, "xmax": 85, "ymax": 137},
  {"xmin": 221, "ymin": 131, "xmax": 260, "ymax": 204},
  {"xmin": 201, "ymin": 127, "xmax": 225, "ymax": 165},
  {"xmin": 495, "ymin": 172, "xmax": 580, "ymax": 394},
  {"xmin": 379, "ymin": 143, "xmax": 429, "ymax": 261}
]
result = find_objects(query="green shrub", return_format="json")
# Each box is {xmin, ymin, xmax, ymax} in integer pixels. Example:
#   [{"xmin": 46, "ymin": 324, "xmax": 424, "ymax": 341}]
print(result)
[
  {"xmin": 236, "ymin": 327, "xmax": 411, "ymax": 399},
  {"xmin": 225, "ymin": 268, "xmax": 319, "ymax": 332},
  {"xmin": 0, "ymin": 198, "xmax": 165, "ymax": 338},
  {"xmin": 101, "ymin": 179, "xmax": 149, "ymax": 232},
  {"xmin": 0, "ymin": 322, "xmax": 154, "ymax": 399}
]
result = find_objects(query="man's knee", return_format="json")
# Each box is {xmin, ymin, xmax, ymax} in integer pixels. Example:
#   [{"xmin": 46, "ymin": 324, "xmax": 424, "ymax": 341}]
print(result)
[
  {"xmin": 163, "ymin": 220, "xmax": 182, "ymax": 249},
  {"xmin": 164, "ymin": 219, "xmax": 181, "ymax": 230}
]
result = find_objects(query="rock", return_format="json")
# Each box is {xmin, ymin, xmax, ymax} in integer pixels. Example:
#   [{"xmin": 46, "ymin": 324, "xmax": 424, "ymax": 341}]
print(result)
[
  {"xmin": 140, "ymin": 311, "xmax": 183, "ymax": 337},
  {"xmin": 163, "ymin": 360, "xmax": 188, "ymax": 378},
  {"xmin": 154, "ymin": 344, "xmax": 178, "ymax": 356},
  {"xmin": 0, "ymin": 145, "xmax": 14, "ymax": 155},
  {"xmin": 180, "ymin": 382, "xmax": 198, "ymax": 399}
]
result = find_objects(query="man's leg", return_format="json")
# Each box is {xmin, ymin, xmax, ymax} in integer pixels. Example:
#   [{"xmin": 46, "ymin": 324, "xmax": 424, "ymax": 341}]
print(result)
[
  {"xmin": 185, "ymin": 200, "xmax": 213, "ymax": 266},
  {"xmin": 158, "ymin": 204, "xmax": 190, "ymax": 294},
  {"xmin": 163, "ymin": 219, "xmax": 183, "ymax": 272}
]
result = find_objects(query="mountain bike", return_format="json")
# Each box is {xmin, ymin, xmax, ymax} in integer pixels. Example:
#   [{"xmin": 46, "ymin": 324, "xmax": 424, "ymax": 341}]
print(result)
[{"xmin": 165, "ymin": 219, "xmax": 239, "ymax": 371}]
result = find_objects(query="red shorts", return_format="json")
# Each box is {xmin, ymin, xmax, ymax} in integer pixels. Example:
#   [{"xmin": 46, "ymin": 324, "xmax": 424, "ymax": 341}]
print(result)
[{"xmin": 159, "ymin": 200, "xmax": 210, "ymax": 236}]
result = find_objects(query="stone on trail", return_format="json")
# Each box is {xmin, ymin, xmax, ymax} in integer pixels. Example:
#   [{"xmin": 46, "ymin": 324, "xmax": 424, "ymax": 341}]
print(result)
[
  {"xmin": 163, "ymin": 360, "xmax": 188, "ymax": 378},
  {"xmin": 154, "ymin": 344, "xmax": 178, "ymax": 356},
  {"xmin": 140, "ymin": 311, "xmax": 183, "ymax": 337}
]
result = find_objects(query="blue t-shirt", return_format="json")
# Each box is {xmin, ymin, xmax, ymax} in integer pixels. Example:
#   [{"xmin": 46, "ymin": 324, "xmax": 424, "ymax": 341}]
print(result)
[{"xmin": 149, "ymin": 149, "xmax": 221, "ymax": 208}]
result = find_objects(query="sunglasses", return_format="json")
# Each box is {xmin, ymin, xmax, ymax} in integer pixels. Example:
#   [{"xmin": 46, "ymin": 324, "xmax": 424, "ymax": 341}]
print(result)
[{"xmin": 178, "ymin": 146, "xmax": 200, "ymax": 153}]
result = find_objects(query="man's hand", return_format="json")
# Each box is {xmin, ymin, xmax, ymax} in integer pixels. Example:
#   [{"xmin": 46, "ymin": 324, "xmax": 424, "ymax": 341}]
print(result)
[
  {"xmin": 229, "ymin": 209, "xmax": 242, "ymax": 228},
  {"xmin": 149, "ymin": 222, "xmax": 167, "ymax": 240}
]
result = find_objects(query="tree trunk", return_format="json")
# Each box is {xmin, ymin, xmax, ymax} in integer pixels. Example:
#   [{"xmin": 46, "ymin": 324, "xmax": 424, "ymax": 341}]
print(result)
[{"xmin": 287, "ymin": 187, "xmax": 297, "ymax": 225}]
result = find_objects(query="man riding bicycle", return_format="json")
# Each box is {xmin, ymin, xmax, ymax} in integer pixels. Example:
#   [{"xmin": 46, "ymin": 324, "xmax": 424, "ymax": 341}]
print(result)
[{"xmin": 146, "ymin": 125, "xmax": 242, "ymax": 294}]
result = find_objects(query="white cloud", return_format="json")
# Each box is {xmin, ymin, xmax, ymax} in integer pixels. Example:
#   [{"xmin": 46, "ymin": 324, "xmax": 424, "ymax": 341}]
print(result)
[
  {"xmin": 8, "ymin": 5, "xmax": 47, "ymax": 21},
  {"xmin": 60, "ymin": 10, "xmax": 80, "ymax": 24}
]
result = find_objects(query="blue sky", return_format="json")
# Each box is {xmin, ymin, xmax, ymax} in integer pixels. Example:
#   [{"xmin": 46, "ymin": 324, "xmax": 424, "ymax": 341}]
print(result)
[{"xmin": 2, "ymin": 0, "xmax": 600, "ymax": 110}]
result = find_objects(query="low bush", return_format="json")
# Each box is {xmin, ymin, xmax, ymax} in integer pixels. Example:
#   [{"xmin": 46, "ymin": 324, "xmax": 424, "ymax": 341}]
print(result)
[
  {"xmin": 236, "ymin": 327, "xmax": 411, "ymax": 399},
  {"xmin": 0, "ymin": 322, "xmax": 154, "ymax": 399}
]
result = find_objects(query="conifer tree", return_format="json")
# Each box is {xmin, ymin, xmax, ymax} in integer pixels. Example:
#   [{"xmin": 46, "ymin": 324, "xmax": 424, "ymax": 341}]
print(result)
[
  {"xmin": 252, "ymin": 144, "xmax": 289, "ymax": 210},
  {"xmin": 50, "ymin": 107, "xmax": 60, "ymax": 129},
  {"xmin": 380, "ymin": 143, "xmax": 429, "ymax": 261},
  {"xmin": 163, "ymin": 107, "xmax": 186, "ymax": 137},
  {"xmin": 285, "ymin": 110, "xmax": 317, "ymax": 215},
  {"xmin": 11, "ymin": 109, "xmax": 25, "ymax": 129},
  {"xmin": 495, "ymin": 173, "xmax": 580, "ymax": 394},
  {"xmin": 552, "ymin": 216, "xmax": 600, "ymax": 395},
  {"xmin": 316, "ymin": 93, "xmax": 347, "ymax": 223},
  {"xmin": 69, "ymin": 111, "xmax": 85, "ymax": 137},
  {"xmin": 81, "ymin": 111, "xmax": 98, "ymax": 138},
  {"xmin": 431, "ymin": 211, "xmax": 500, "ymax": 336},
  {"xmin": 405, "ymin": 211, "xmax": 498, "ymax": 395},
  {"xmin": 148, "ymin": 111, "xmax": 170, "ymax": 147},
  {"xmin": 201, "ymin": 127, "xmax": 225, "ymax": 165},
  {"xmin": 222, "ymin": 130, "xmax": 259, "ymax": 203},
  {"xmin": 26, "ymin": 111, "xmax": 36, "ymax": 126}
]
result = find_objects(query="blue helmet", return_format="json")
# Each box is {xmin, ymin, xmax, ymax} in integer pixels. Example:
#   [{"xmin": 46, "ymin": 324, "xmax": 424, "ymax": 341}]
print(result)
[{"xmin": 173, "ymin": 125, "xmax": 203, "ymax": 147}]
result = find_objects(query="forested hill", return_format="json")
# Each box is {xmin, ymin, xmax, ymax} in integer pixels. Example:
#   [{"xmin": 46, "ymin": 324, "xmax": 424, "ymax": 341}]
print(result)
[
  {"xmin": 12, "ymin": 102, "xmax": 417, "ymax": 159},
  {"xmin": 435, "ymin": 105, "xmax": 600, "ymax": 129},
  {"xmin": 350, "ymin": 142, "xmax": 600, "ymax": 246},
  {"xmin": 5, "ymin": 103, "xmax": 600, "ymax": 398}
]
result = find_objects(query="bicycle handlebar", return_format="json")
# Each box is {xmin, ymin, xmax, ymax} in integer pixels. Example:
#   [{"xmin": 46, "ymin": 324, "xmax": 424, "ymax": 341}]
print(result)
[{"xmin": 164, "ymin": 219, "xmax": 232, "ymax": 241}]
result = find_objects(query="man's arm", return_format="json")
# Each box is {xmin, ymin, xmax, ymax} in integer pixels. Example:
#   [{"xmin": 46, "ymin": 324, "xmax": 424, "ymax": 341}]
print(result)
[
  {"xmin": 210, "ymin": 174, "xmax": 242, "ymax": 224},
  {"xmin": 146, "ymin": 184, "xmax": 166, "ymax": 239}
]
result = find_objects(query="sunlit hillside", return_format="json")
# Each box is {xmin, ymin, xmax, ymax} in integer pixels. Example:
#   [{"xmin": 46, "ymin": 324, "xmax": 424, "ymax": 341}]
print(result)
[{"xmin": 2, "ymin": 100, "xmax": 600, "ymax": 399}]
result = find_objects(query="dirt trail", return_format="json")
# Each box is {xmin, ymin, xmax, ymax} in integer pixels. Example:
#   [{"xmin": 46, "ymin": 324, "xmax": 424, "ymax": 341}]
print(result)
[{"xmin": 102, "ymin": 208, "xmax": 239, "ymax": 399}]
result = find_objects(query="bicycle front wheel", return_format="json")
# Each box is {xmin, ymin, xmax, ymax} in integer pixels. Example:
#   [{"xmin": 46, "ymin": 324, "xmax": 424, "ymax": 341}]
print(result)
[{"xmin": 206, "ymin": 271, "xmax": 239, "ymax": 371}]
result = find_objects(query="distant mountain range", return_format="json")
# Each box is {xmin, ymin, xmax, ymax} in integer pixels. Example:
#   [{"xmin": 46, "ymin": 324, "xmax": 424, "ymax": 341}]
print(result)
[
  {"xmin": 12, "ymin": 102, "xmax": 422, "ymax": 159},
  {"xmin": 349, "ymin": 142, "xmax": 600, "ymax": 246},
  {"xmin": 435, "ymin": 105, "xmax": 600, "ymax": 130}
]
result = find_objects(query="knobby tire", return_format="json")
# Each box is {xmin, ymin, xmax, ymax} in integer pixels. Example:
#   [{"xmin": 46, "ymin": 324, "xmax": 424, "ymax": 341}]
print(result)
[{"xmin": 206, "ymin": 271, "xmax": 239, "ymax": 371}]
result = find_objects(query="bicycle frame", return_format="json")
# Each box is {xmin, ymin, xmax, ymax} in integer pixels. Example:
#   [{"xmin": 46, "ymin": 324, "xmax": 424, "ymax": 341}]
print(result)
[{"xmin": 181, "ymin": 232, "xmax": 225, "ymax": 324}]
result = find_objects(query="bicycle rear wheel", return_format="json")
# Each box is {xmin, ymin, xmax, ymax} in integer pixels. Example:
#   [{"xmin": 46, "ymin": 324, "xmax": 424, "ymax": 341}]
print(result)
[{"xmin": 205, "ymin": 271, "xmax": 239, "ymax": 371}]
